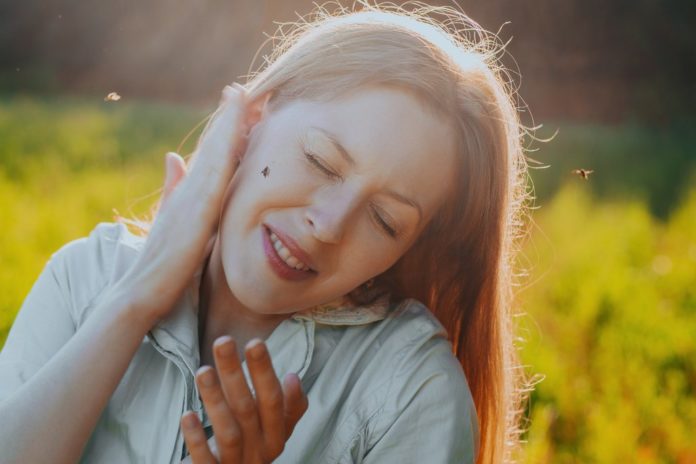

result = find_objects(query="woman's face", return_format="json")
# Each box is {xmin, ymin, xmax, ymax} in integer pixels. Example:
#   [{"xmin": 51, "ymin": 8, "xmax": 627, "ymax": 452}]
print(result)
[{"xmin": 217, "ymin": 85, "xmax": 457, "ymax": 314}]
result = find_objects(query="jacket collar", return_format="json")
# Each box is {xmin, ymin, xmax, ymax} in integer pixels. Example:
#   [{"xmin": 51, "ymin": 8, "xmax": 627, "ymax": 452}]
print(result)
[
  {"xmin": 292, "ymin": 292, "xmax": 392, "ymax": 325},
  {"xmin": 119, "ymin": 223, "xmax": 392, "ymax": 405},
  {"xmin": 146, "ymin": 266, "xmax": 392, "ymax": 391}
]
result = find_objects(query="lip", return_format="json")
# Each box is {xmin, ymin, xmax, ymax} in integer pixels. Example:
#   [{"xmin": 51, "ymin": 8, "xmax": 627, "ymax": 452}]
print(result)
[
  {"xmin": 262, "ymin": 225, "xmax": 317, "ymax": 282},
  {"xmin": 264, "ymin": 224, "xmax": 317, "ymax": 272}
]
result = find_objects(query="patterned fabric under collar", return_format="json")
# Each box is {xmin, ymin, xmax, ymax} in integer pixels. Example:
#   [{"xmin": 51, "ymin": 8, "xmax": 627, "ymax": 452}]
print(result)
[{"xmin": 292, "ymin": 292, "xmax": 392, "ymax": 325}]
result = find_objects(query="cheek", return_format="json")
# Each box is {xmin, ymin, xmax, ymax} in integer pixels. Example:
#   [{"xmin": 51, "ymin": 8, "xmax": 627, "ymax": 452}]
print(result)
[
  {"xmin": 264, "ymin": 152, "xmax": 315, "ymax": 191},
  {"xmin": 247, "ymin": 162, "xmax": 317, "ymax": 214},
  {"xmin": 337, "ymin": 232, "xmax": 402, "ymax": 277},
  {"xmin": 219, "ymin": 156, "xmax": 305, "ymax": 235}
]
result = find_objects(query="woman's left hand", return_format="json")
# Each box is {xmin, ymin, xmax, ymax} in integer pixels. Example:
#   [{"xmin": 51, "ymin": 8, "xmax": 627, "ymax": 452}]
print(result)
[{"xmin": 180, "ymin": 336, "xmax": 309, "ymax": 463}]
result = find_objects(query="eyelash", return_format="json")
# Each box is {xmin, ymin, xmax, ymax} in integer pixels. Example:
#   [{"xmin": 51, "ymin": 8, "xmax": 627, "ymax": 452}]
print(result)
[{"xmin": 303, "ymin": 150, "xmax": 398, "ymax": 238}]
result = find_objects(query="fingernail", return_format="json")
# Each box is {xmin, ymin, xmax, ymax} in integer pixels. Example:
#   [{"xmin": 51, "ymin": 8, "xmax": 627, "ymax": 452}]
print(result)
[
  {"xmin": 246, "ymin": 339, "xmax": 264, "ymax": 360},
  {"xmin": 214, "ymin": 336, "xmax": 235, "ymax": 358},
  {"xmin": 284, "ymin": 373, "xmax": 299, "ymax": 389},
  {"xmin": 197, "ymin": 367, "xmax": 215, "ymax": 387},
  {"xmin": 182, "ymin": 412, "xmax": 197, "ymax": 430},
  {"xmin": 223, "ymin": 84, "xmax": 244, "ymax": 101},
  {"xmin": 165, "ymin": 152, "xmax": 174, "ymax": 176}
]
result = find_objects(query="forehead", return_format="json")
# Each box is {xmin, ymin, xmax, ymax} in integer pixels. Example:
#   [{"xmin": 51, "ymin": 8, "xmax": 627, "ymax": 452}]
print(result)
[{"xmin": 272, "ymin": 86, "xmax": 457, "ymax": 220}]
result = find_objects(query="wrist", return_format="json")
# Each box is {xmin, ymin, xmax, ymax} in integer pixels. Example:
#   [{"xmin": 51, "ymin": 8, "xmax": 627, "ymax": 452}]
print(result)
[{"xmin": 101, "ymin": 285, "xmax": 161, "ymax": 333}]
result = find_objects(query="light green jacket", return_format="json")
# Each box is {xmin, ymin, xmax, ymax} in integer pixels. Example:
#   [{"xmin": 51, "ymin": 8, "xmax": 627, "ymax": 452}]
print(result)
[{"xmin": 0, "ymin": 222, "xmax": 479, "ymax": 463}]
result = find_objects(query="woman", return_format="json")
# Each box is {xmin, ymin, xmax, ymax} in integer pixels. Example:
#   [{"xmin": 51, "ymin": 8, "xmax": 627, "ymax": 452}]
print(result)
[{"xmin": 0, "ymin": 3, "xmax": 533, "ymax": 463}]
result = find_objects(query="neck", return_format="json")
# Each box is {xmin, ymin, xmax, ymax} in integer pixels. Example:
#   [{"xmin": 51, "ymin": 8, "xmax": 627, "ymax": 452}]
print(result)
[{"xmin": 197, "ymin": 235, "xmax": 290, "ymax": 364}]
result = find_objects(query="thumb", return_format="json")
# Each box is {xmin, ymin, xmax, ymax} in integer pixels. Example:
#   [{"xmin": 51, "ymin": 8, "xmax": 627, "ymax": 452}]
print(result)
[{"xmin": 162, "ymin": 152, "xmax": 187, "ymax": 207}]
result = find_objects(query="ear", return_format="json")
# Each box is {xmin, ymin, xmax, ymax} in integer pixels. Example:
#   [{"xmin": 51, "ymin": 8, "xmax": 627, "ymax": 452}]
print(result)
[{"xmin": 244, "ymin": 91, "xmax": 273, "ymax": 134}]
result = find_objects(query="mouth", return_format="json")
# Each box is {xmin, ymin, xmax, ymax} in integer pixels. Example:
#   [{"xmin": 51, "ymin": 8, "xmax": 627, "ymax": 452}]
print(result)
[{"xmin": 262, "ymin": 225, "xmax": 317, "ymax": 282}]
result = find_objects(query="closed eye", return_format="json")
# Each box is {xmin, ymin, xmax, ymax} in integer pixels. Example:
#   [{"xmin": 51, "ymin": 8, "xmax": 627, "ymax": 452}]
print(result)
[
  {"xmin": 304, "ymin": 149, "xmax": 399, "ymax": 239},
  {"xmin": 304, "ymin": 151, "xmax": 341, "ymax": 180},
  {"xmin": 372, "ymin": 207, "xmax": 398, "ymax": 238}
]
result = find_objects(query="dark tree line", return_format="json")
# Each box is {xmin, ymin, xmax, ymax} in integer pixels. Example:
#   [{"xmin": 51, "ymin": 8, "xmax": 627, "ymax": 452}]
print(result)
[{"xmin": 1, "ymin": 0, "xmax": 694, "ymax": 123}]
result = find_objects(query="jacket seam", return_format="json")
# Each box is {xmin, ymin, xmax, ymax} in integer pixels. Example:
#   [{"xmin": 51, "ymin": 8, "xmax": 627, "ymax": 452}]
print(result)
[
  {"xmin": 72, "ymin": 223, "xmax": 121, "ymax": 327},
  {"xmin": 329, "ymin": 300, "xmax": 417, "ymax": 462}
]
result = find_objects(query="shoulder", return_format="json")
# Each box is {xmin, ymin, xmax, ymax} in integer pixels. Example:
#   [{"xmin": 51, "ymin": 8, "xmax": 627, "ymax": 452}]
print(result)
[
  {"xmin": 345, "ymin": 297, "xmax": 478, "ymax": 421},
  {"xmin": 52, "ymin": 221, "xmax": 136, "ymax": 266},
  {"xmin": 358, "ymin": 298, "xmax": 457, "ymax": 374},
  {"xmin": 381, "ymin": 297, "xmax": 449, "ymax": 340},
  {"xmin": 50, "ymin": 221, "xmax": 144, "ymax": 324},
  {"xmin": 377, "ymin": 298, "xmax": 475, "ymax": 405},
  {"xmin": 355, "ymin": 298, "xmax": 480, "ymax": 461}
]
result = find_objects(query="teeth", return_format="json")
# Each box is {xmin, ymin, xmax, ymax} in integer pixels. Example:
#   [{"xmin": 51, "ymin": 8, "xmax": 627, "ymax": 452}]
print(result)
[
  {"xmin": 278, "ymin": 246, "xmax": 291, "ymax": 260},
  {"xmin": 269, "ymin": 231, "xmax": 311, "ymax": 271}
]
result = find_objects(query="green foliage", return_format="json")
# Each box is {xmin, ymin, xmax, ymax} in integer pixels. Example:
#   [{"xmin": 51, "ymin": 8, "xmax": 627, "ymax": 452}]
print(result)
[
  {"xmin": 1, "ymin": 96, "xmax": 694, "ymax": 462},
  {"xmin": 519, "ymin": 183, "xmax": 696, "ymax": 463},
  {"xmin": 0, "ymin": 95, "xmax": 207, "ymax": 343},
  {"xmin": 0, "ymin": 94, "xmax": 207, "ymax": 180}
]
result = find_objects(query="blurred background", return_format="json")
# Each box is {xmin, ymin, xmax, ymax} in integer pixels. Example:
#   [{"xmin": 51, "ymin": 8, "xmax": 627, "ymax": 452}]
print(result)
[{"xmin": 1, "ymin": 1, "xmax": 694, "ymax": 462}]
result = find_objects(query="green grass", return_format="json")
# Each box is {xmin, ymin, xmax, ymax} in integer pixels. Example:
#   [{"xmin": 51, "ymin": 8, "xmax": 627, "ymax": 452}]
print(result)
[{"xmin": 1, "ymin": 96, "xmax": 695, "ymax": 462}]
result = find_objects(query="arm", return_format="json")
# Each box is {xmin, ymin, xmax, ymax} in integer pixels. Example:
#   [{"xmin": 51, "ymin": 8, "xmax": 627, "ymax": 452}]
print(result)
[
  {"xmin": 0, "ymin": 244, "xmax": 156, "ymax": 464},
  {"xmin": 0, "ymin": 83, "xmax": 254, "ymax": 464}
]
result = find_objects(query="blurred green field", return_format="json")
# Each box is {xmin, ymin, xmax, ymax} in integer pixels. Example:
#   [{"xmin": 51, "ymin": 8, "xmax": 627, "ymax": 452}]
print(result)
[{"xmin": 1, "ymin": 96, "xmax": 695, "ymax": 463}]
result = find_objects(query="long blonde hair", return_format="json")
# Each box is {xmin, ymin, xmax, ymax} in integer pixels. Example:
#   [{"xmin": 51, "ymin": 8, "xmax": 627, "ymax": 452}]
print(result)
[{"xmin": 122, "ymin": 2, "xmax": 536, "ymax": 462}]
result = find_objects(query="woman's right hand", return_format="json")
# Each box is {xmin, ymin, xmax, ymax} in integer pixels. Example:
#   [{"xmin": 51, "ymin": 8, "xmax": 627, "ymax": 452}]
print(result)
[{"xmin": 114, "ymin": 84, "xmax": 256, "ymax": 326}]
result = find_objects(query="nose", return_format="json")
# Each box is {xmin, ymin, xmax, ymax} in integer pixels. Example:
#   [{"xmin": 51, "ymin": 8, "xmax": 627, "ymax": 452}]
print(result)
[{"xmin": 304, "ymin": 187, "xmax": 361, "ymax": 244}]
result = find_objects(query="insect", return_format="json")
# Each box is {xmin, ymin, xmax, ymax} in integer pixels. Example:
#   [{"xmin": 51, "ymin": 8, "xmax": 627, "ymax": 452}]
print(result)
[
  {"xmin": 104, "ymin": 92, "xmax": 121, "ymax": 102},
  {"xmin": 261, "ymin": 166, "xmax": 270, "ymax": 177},
  {"xmin": 571, "ymin": 168, "xmax": 594, "ymax": 180}
]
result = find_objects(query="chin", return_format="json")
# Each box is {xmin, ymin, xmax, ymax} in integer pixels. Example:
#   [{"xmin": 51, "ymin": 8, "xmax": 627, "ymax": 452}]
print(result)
[{"xmin": 222, "ymin": 262, "xmax": 287, "ymax": 311}]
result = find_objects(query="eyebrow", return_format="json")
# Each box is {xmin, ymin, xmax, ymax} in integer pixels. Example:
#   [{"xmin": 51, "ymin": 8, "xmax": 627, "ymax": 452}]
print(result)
[{"xmin": 310, "ymin": 126, "xmax": 423, "ymax": 223}]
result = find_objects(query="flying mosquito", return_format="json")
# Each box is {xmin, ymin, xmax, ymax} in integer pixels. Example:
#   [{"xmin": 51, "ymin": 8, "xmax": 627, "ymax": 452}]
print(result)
[
  {"xmin": 104, "ymin": 92, "xmax": 121, "ymax": 102},
  {"xmin": 571, "ymin": 168, "xmax": 594, "ymax": 180}
]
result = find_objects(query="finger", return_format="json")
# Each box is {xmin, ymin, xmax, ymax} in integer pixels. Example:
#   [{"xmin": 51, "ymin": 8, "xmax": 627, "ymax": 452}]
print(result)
[
  {"xmin": 187, "ymin": 84, "xmax": 247, "ymax": 179},
  {"xmin": 181, "ymin": 411, "xmax": 217, "ymax": 464},
  {"xmin": 245, "ymin": 339, "xmax": 286, "ymax": 459},
  {"xmin": 161, "ymin": 152, "xmax": 187, "ymax": 208},
  {"xmin": 151, "ymin": 85, "xmax": 246, "ymax": 258},
  {"xmin": 282, "ymin": 373, "xmax": 309, "ymax": 439},
  {"xmin": 212, "ymin": 336, "xmax": 264, "ymax": 460},
  {"xmin": 195, "ymin": 365, "xmax": 243, "ymax": 463}
]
